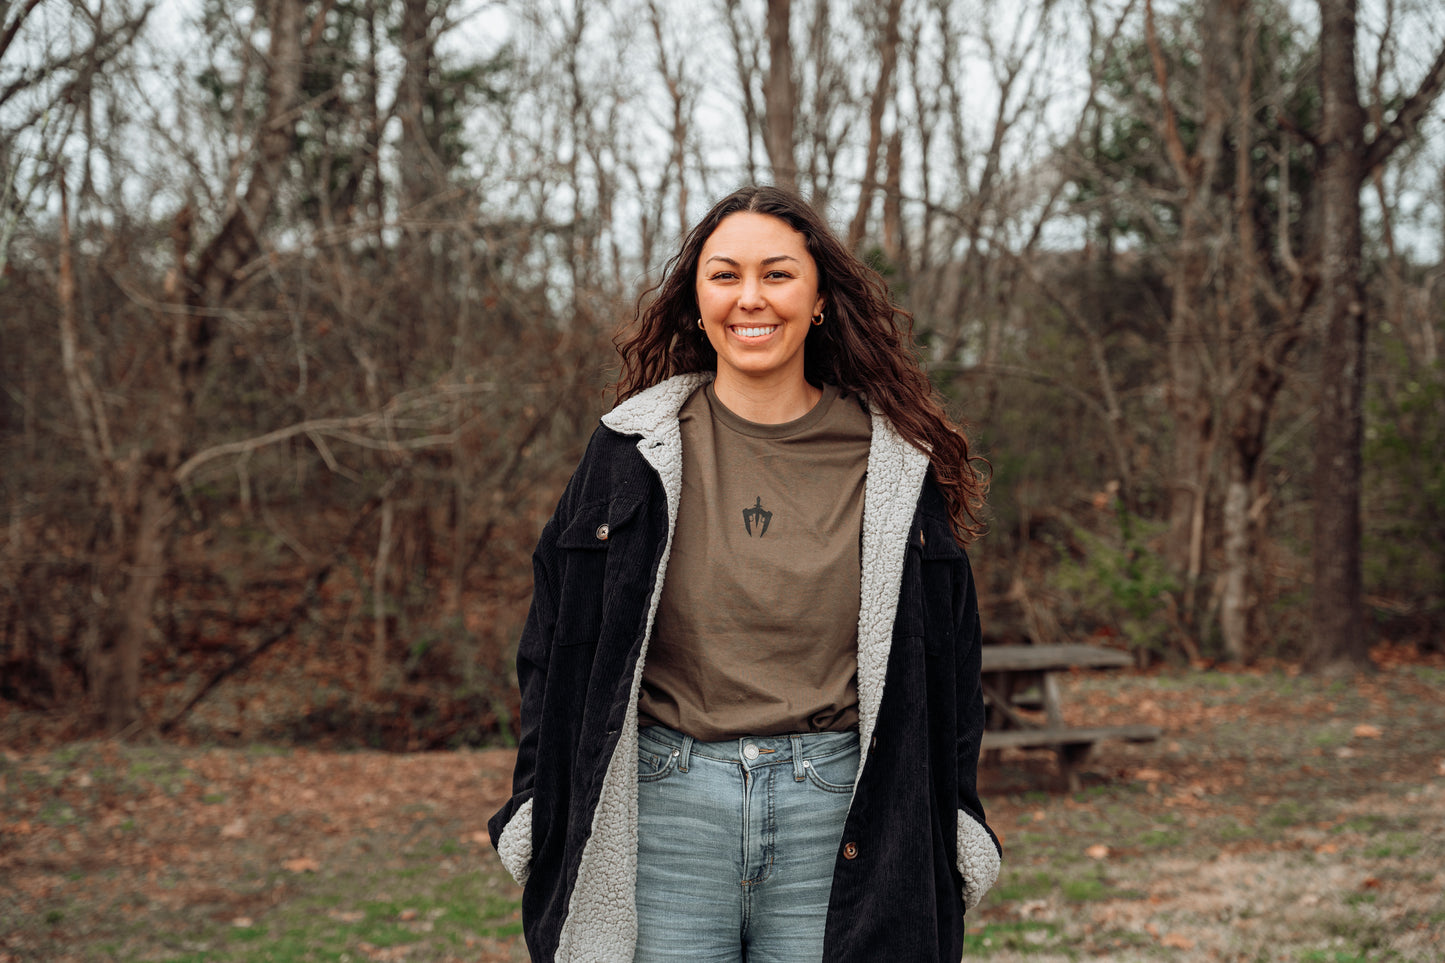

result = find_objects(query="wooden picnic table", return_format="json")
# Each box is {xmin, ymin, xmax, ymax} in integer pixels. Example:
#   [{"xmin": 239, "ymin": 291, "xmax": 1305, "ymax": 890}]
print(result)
[{"xmin": 979, "ymin": 643, "xmax": 1161, "ymax": 790}]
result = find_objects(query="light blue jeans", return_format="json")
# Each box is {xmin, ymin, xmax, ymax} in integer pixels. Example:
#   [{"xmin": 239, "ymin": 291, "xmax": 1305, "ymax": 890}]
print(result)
[{"xmin": 634, "ymin": 724, "xmax": 859, "ymax": 963}]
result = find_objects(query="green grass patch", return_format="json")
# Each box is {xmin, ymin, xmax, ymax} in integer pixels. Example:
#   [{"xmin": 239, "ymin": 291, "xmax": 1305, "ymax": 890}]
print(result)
[
  {"xmin": 1061, "ymin": 874, "xmax": 1112, "ymax": 901},
  {"xmin": 1217, "ymin": 818, "xmax": 1255, "ymax": 841},
  {"xmin": 962, "ymin": 920, "xmax": 1059, "ymax": 954},
  {"xmin": 1135, "ymin": 827, "xmax": 1185, "ymax": 849},
  {"xmin": 1262, "ymin": 799, "xmax": 1316, "ymax": 829},
  {"xmin": 993, "ymin": 870, "xmax": 1057, "ymax": 902},
  {"xmin": 149, "ymin": 869, "xmax": 523, "ymax": 961}
]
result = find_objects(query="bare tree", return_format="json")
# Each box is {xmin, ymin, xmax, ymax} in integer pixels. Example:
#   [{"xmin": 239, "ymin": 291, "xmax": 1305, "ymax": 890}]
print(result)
[
  {"xmin": 52, "ymin": 0, "xmax": 308, "ymax": 729},
  {"xmin": 1309, "ymin": 0, "xmax": 1445, "ymax": 671}
]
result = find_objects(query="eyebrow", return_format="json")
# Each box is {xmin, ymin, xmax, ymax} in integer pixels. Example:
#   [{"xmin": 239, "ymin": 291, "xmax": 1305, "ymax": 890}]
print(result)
[{"xmin": 703, "ymin": 255, "xmax": 803, "ymax": 267}]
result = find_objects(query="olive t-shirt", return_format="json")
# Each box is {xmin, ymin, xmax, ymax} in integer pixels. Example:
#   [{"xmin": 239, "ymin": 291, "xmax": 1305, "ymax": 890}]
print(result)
[{"xmin": 637, "ymin": 382, "xmax": 872, "ymax": 741}]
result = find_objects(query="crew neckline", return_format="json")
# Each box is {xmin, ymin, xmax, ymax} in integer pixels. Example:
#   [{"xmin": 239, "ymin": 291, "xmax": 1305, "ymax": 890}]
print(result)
[{"xmin": 704, "ymin": 382, "xmax": 839, "ymax": 439}]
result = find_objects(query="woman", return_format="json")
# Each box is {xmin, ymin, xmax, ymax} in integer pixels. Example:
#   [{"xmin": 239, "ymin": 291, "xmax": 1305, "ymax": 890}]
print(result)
[{"xmin": 488, "ymin": 186, "xmax": 1000, "ymax": 962}]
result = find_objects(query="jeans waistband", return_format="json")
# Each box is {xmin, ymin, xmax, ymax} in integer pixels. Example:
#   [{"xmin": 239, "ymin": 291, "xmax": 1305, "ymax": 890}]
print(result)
[{"xmin": 639, "ymin": 723, "xmax": 858, "ymax": 774}]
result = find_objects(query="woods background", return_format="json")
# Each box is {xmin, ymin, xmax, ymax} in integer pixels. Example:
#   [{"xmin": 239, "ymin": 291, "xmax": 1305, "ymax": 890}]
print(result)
[{"xmin": 1, "ymin": 0, "xmax": 1442, "ymax": 746}]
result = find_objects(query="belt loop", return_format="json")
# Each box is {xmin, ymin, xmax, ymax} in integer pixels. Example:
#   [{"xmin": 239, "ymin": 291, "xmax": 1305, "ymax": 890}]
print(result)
[
  {"xmin": 679, "ymin": 734, "xmax": 694, "ymax": 772},
  {"xmin": 791, "ymin": 734, "xmax": 806, "ymax": 782}
]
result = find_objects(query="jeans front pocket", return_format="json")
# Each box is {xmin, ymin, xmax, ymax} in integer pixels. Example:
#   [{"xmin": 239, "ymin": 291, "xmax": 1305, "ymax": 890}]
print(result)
[
  {"xmin": 638, "ymin": 732, "xmax": 681, "ymax": 784},
  {"xmin": 802, "ymin": 740, "xmax": 859, "ymax": 794}
]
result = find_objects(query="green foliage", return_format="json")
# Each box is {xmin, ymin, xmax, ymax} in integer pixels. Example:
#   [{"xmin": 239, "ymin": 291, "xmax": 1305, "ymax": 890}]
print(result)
[
  {"xmin": 1051, "ymin": 503, "xmax": 1178, "ymax": 658},
  {"xmin": 1364, "ymin": 339, "xmax": 1445, "ymax": 634},
  {"xmin": 1072, "ymin": 0, "xmax": 1319, "ymax": 262}
]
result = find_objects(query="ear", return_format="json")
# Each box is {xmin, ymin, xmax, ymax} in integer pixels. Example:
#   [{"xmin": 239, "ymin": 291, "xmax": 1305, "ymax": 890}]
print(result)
[{"xmin": 813, "ymin": 295, "xmax": 826, "ymax": 318}]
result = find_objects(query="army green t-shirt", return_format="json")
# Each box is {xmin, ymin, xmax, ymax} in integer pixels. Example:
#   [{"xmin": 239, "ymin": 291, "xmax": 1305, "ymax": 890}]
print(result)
[{"xmin": 638, "ymin": 382, "xmax": 872, "ymax": 741}]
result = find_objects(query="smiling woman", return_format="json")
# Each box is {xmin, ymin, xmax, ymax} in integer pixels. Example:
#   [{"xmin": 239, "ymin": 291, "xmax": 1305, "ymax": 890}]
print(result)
[{"xmin": 488, "ymin": 185, "xmax": 998, "ymax": 963}]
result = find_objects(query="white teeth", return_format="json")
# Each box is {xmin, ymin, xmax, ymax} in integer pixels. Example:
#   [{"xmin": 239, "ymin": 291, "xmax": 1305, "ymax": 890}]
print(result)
[{"xmin": 734, "ymin": 326, "xmax": 776, "ymax": 337}]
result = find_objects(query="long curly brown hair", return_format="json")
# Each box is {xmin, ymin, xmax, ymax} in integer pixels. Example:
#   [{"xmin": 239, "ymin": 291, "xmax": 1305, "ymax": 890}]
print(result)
[{"xmin": 614, "ymin": 185, "xmax": 987, "ymax": 544}]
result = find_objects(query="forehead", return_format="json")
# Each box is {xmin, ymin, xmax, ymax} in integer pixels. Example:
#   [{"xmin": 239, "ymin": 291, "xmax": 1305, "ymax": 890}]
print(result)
[{"xmin": 700, "ymin": 212, "xmax": 813, "ymax": 261}]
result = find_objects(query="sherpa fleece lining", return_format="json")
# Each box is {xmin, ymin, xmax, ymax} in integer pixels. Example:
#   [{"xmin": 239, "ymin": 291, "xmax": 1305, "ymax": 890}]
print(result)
[
  {"xmin": 496, "ymin": 797, "xmax": 533, "ymax": 885},
  {"xmin": 497, "ymin": 374, "xmax": 991, "ymax": 960},
  {"xmin": 957, "ymin": 809, "xmax": 1001, "ymax": 910}
]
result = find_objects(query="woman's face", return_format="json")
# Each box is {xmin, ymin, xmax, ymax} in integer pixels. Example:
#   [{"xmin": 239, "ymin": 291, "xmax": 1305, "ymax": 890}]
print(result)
[{"xmin": 695, "ymin": 212, "xmax": 825, "ymax": 394}]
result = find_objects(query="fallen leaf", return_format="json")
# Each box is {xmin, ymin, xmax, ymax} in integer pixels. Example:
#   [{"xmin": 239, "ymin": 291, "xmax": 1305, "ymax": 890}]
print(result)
[
  {"xmin": 1161, "ymin": 932, "xmax": 1194, "ymax": 950},
  {"xmin": 328, "ymin": 910, "xmax": 365, "ymax": 923},
  {"xmin": 1016, "ymin": 899, "xmax": 1049, "ymax": 918},
  {"xmin": 1086, "ymin": 844, "xmax": 1110, "ymax": 860},
  {"xmin": 232, "ymin": 917, "xmax": 254, "ymax": 928},
  {"xmin": 398, "ymin": 908, "xmax": 418, "ymax": 921},
  {"xmin": 1353, "ymin": 724, "xmax": 1383, "ymax": 739},
  {"xmin": 220, "ymin": 818, "xmax": 246, "ymax": 839},
  {"xmin": 1134, "ymin": 768, "xmax": 1164, "ymax": 783},
  {"xmin": 1315, "ymin": 842, "xmax": 1339, "ymax": 854},
  {"xmin": 1362, "ymin": 876, "xmax": 1381, "ymax": 889},
  {"xmin": 282, "ymin": 856, "xmax": 320, "ymax": 873}
]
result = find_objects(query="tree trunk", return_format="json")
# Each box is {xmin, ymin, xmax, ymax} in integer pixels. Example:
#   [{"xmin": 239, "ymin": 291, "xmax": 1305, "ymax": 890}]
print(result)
[
  {"xmin": 1147, "ymin": 0, "xmax": 1229, "ymax": 630},
  {"xmin": 1308, "ymin": 0, "xmax": 1370, "ymax": 672},
  {"xmin": 370, "ymin": 496, "xmax": 395, "ymax": 690},
  {"xmin": 1219, "ymin": 459, "xmax": 1251, "ymax": 661},
  {"xmin": 397, "ymin": 0, "xmax": 437, "ymax": 214},
  {"xmin": 108, "ymin": 479, "xmax": 173, "ymax": 730},
  {"xmin": 763, "ymin": 0, "xmax": 796, "ymax": 190},
  {"xmin": 846, "ymin": 0, "xmax": 903, "ymax": 249}
]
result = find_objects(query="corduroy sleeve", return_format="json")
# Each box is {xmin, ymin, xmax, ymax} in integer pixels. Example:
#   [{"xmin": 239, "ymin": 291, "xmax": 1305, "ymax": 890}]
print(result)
[{"xmin": 953, "ymin": 553, "xmax": 1001, "ymax": 910}]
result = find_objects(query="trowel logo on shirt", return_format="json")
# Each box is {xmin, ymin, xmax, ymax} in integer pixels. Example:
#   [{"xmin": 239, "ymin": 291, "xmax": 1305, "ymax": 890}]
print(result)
[{"xmin": 742, "ymin": 496, "xmax": 773, "ymax": 537}]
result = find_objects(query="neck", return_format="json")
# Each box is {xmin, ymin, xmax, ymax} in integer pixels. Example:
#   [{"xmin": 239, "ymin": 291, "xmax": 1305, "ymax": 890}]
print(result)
[{"xmin": 711, "ymin": 373, "xmax": 823, "ymax": 424}]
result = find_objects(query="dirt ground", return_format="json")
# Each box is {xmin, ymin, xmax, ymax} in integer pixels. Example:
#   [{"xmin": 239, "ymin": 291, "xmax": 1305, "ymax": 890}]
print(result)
[{"xmin": 2, "ymin": 649, "xmax": 1443, "ymax": 962}]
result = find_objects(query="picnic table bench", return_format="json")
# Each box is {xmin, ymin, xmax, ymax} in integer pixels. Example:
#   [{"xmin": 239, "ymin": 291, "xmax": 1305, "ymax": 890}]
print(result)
[{"xmin": 979, "ymin": 643, "xmax": 1161, "ymax": 790}]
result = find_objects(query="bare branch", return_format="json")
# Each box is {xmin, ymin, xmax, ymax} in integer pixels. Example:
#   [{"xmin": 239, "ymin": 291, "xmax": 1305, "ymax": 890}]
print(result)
[
  {"xmin": 1143, "ymin": 0, "xmax": 1195, "ymax": 187},
  {"xmin": 174, "ymin": 384, "xmax": 498, "ymax": 485},
  {"xmin": 1363, "ymin": 40, "xmax": 1445, "ymax": 170}
]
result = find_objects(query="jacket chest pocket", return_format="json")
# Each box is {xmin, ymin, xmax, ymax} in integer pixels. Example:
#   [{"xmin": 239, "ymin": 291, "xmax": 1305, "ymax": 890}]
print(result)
[
  {"xmin": 898, "ymin": 520, "xmax": 962, "ymax": 652},
  {"xmin": 552, "ymin": 495, "xmax": 645, "ymax": 647}
]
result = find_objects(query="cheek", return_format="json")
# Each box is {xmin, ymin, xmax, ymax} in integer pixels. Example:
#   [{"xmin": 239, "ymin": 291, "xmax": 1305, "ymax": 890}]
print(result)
[{"xmin": 696, "ymin": 288, "xmax": 726, "ymax": 323}]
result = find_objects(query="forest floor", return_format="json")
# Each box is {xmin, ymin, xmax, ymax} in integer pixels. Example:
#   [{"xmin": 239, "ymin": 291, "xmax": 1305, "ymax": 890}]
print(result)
[{"xmin": 2, "ymin": 647, "xmax": 1443, "ymax": 963}]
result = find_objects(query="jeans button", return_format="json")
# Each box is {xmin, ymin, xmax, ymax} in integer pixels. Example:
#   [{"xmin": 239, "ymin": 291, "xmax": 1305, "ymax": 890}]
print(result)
[
  {"xmin": 843, "ymin": 841, "xmax": 859, "ymax": 860},
  {"xmin": 743, "ymin": 744, "xmax": 759, "ymax": 760}
]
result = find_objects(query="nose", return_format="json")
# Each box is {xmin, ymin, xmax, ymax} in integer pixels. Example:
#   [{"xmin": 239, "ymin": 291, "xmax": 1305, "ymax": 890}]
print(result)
[{"xmin": 739, "ymin": 274, "xmax": 765, "ymax": 309}]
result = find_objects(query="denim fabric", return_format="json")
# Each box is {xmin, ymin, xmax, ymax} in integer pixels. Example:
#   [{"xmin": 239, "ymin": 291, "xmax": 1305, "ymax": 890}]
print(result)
[{"xmin": 634, "ymin": 725, "xmax": 859, "ymax": 963}]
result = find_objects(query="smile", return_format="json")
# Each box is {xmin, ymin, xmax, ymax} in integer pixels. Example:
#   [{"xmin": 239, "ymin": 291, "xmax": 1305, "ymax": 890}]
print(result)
[{"xmin": 732, "ymin": 325, "xmax": 778, "ymax": 338}]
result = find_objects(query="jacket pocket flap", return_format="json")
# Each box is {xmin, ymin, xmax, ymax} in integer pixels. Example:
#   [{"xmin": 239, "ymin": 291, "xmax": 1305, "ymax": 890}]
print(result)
[{"xmin": 556, "ymin": 495, "xmax": 643, "ymax": 549}]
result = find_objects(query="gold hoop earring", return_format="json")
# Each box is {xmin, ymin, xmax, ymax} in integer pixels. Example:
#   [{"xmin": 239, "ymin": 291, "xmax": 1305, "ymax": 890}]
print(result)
[
  {"xmin": 811, "ymin": 310, "xmax": 825, "ymax": 326},
  {"xmin": 697, "ymin": 318, "xmax": 705, "ymax": 330}
]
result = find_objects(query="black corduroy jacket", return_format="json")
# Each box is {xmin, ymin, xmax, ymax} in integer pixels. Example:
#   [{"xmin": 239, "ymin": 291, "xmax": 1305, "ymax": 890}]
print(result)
[{"xmin": 487, "ymin": 374, "xmax": 1001, "ymax": 962}]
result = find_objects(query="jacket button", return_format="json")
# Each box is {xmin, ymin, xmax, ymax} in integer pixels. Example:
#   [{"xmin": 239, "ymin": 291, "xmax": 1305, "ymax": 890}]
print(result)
[
  {"xmin": 843, "ymin": 841, "xmax": 859, "ymax": 860},
  {"xmin": 596, "ymin": 523, "xmax": 609, "ymax": 540}
]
